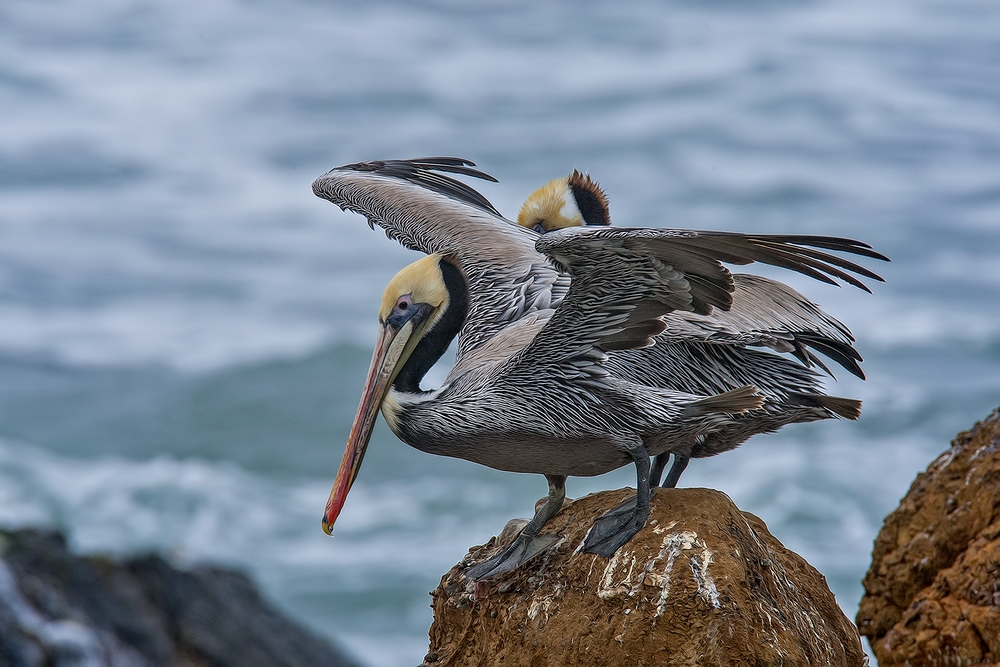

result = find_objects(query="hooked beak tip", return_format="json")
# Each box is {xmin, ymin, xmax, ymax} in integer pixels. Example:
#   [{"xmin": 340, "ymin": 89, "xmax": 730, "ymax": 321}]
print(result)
[{"xmin": 322, "ymin": 500, "xmax": 342, "ymax": 536}]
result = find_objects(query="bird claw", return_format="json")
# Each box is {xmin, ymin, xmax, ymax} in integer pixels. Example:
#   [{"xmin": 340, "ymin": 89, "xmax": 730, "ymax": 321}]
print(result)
[
  {"xmin": 464, "ymin": 533, "xmax": 562, "ymax": 581},
  {"xmin": 581, "ymin": 496, "xmax": 650, "ymax": 558}
]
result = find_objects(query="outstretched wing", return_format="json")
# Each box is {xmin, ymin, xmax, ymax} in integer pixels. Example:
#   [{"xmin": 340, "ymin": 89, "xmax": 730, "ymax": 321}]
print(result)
[
  {"xmin": 312, "ymin": 157, "xmax": 567, "ymax": 358},
  {"xmin": 503, "ymin": 226, "xmax": 885, "ymax": 386}
]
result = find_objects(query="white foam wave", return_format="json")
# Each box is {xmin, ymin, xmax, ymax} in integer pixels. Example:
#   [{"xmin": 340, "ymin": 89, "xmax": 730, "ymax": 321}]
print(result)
[
  {"xmin": 0, "ymin": 303, "xmax": 330, "ymax": 371},
  {"xmin": 0, "ymin": 438, "xmax": 513, "ymax": 571},
  {"xmin": 0, "ymin": 438, "xmax": 521, "ymax": 665}
]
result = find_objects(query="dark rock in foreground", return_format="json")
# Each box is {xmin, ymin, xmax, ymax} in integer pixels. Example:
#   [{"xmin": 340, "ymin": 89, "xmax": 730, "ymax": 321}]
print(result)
[
  {"xmin": 426, "ymin": 487, "xmax": 864, "ymax": 667},
  {"xmin": 858, "ymin": 406, "xmax": 1000, "ymax": 665},
  {"xmin": 0, "ymin": 528, "xmax": 357, "ymax": 667}
]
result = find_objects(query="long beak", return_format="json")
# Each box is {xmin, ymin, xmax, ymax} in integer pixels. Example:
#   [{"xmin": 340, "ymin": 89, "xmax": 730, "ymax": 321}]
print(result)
[{"xmin": 322, "ymin": 320, "xmax": 415, "ymax": 535}]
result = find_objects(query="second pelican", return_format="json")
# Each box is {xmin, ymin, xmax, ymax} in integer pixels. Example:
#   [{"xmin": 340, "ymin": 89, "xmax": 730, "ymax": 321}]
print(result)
[{"xmin": 515, "ymin": 169, "xmax": 883, "ymax": 489}]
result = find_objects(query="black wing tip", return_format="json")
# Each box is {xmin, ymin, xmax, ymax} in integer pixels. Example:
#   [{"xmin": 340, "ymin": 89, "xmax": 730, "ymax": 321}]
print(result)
[
  {"xmin": 788, "ymin": 392, "xmax": 863, "ymax": 420},
  {"xmin": 318, "ymin": 156, "xmax": 502, "ymax": 216},
  {"xmin": 335, "ymin": 156, "xmax": 499, "ymax": 183},
  {"xmin": 680, "ymin": 232, "xmax": 889, "ymax": 292},
  {"xmin": 795, "ymin": 333, "xmax": 867, "ymax": 380},
  {"xmin": 759, "ymin": 234, "xmax": 892, "ymax": 263}
]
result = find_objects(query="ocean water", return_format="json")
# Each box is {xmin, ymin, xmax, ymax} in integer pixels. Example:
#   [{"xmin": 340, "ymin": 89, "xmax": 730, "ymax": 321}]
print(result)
[{"xmin": 2, "ymin": 0, "xmax": 999, "ymax": 664}]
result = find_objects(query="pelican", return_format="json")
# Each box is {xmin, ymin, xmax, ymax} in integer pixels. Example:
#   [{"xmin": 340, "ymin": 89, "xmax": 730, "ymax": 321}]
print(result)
[
  {"xmin": 312, "ymin": 158, "xmax": 886, "ymax": 580},
  {"xmin": 515, "ymin": 170, "xmax": 879, "ymax": 488}
]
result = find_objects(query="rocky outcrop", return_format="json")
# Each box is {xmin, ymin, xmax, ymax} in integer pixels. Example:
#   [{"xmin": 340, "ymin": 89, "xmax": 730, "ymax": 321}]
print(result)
[
  {"xmin": 0, "ymin": 528, "xmax": 357, "ymax": 667},
  {"xmin": 425, "ymin": 487, "xmax": 864, "ymax": 667},
  {"xmin": 857, "ymin": 407, "xmax": 1000, "ymax": 665}
]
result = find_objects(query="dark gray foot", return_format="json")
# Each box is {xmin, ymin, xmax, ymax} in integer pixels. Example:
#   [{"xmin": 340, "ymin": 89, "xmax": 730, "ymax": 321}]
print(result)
[
  {"xmin": 581, "ymin": 502, "xmax": 651, "ymax": 557},
  {"xmin": 464, "ymin": 533, "xmax": 562, "ymax": 580},
  {"xmin": 582, "ymin": 444, "xmax": 651, "ymax": 558},
  {"xmin": 463, "ymin": 474, "xmax": 567, "ymax": 581},
  {"xmin": 662, "ymin": 454, "xmax": 690, "ymax": 488}
]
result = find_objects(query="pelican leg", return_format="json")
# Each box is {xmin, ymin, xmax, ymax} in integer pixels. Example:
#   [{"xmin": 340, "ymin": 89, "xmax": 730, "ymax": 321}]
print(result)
[
  {"xmin": 650, "ymin": 454, "xmax": 669, "ymax": 487},
  {"xmin": 465, "ymin": 474, "xmax": 567, "ymax": 581},
  {"xmin": 582, "ymin": 444, "xmax": 651, "ymax": 558},
  {"xmin": 600, "ymin": 449, "xmax": 690, "ymax": 521},
  {"xmin": 661, "ymin": 454, "xmax": 690, "ymax": 488},
  {"xmin": 601, "ymin": 453, "xmax": 663, "ymax": 518}
]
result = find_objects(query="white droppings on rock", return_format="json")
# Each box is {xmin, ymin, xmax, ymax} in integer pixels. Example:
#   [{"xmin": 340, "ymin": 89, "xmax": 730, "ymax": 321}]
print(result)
[
  {"xmin": 527, "ymin": 596, "xmax": 553, "ymax": 623},
  {"xmin": 597, "ymin": 552, "xmax": 638, "ymax": 600},
  {"xmin": 689, "ymin": 553, "xmax": 720, "ymax": 609},
  {"xmin": 597, "ymin": 551, "xmax": 622, "ymax": 600},
  {"xmin": 931, "ymin": 446, "xmax": 960, "ymax": 471},
  {"xmin": 652, "ymin": 520, "xmax": 678, "ymax": 535},
  {"xmin": 644, "ymin": 531, "xmax": 699, "ymax": 617}
]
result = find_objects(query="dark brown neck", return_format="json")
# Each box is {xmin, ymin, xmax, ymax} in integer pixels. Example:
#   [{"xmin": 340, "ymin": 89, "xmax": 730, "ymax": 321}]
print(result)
[{"xmin": 392, "ymin": 259, "xmax": 468, "ymax": 393}]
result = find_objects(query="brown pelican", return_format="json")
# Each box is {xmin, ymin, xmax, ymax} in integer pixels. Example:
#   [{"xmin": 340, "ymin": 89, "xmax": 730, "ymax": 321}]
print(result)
[
  {"xmin": 312, "ymin": 158, "xmax": 886, "ymax": 580},
  {"xmin": 516, "ymin": 170, "xmax": 879, "ymax": 488}
]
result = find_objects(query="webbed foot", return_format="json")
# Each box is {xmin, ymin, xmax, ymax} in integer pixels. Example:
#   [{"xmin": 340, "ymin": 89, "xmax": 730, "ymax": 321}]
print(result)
[
  {"xmin": 463, "ymin": 474, "xmax": 567, "ymax": 581},
  {"xmin": 581, "ymin": 495, "xmax": 651, "ymax": 557},
  {"xmin": 464, "ymin": 532, "xmax": 562, "ymax": 580},
  {"xmin": 582, "ymin": 443, "xmax": 652, "ymax": 558}
]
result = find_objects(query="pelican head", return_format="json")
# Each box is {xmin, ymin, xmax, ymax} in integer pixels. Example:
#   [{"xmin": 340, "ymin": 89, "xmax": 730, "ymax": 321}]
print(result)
[
  {"xmin": 516, "ymin": 169, "xmax": 610, "ymax": 233},
  {"xmin": 322, "ymin": 253, "xmax": 466, "ymax": 535}
]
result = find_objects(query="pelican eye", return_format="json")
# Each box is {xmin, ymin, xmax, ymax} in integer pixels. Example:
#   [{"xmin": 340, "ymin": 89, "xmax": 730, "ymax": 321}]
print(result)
[
  {"xmin": 533, "ymin": 221, "xmax": 546, "ymax": 234},
  {"xmin": 385, "ymin": 294, "xmax": 430, "ymax": 328},
  {"xmin": 395, "ymin": 296, "xmax": 411, "ymax": 313}
]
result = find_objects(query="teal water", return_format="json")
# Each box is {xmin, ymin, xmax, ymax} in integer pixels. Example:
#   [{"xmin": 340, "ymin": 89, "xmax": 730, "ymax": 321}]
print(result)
[{"xmin": 2, "ymin": 1, "xmax": 1000, "ymax": 664}]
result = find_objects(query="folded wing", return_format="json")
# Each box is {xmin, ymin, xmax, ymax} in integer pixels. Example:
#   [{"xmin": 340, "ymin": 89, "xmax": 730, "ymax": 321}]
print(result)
[{"xmin": 663, "ymin": 274, "xmax": 864, "ymax": 378}]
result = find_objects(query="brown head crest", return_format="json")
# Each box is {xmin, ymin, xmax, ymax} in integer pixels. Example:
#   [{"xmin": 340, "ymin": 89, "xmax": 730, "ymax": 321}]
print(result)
[{"xmin": 567, "ymin": 170, "xmax": 610, "ymax": 226}]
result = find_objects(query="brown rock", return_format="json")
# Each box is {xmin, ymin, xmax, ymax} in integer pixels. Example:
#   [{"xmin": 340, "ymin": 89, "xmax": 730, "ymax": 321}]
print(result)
[
  {"xmin": 426, "ymin": 487, "xmax": 864, "ymax": 667},
  {"xmin": 857, "ymin": 406, "xmax": 1000, "ymax": 665}
]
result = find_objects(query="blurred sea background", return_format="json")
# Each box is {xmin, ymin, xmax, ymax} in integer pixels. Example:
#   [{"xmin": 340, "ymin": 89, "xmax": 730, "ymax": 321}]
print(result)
[{"xmin": 1, "ymin": 0, "xmax": 999, "ymax": 664}]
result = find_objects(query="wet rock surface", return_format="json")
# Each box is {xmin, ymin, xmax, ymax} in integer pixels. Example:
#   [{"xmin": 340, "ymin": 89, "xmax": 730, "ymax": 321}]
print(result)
[
  {"xmin": 0, "ymin": 528, "xmax": 357, "ymax": 667},
  {"xmin": 857, "ymin": 406, "xmax": 1000, "ymax": 666},
  {"xmin": 426, "ymin": 487, "xmax": 864, "ymax": 667}
]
